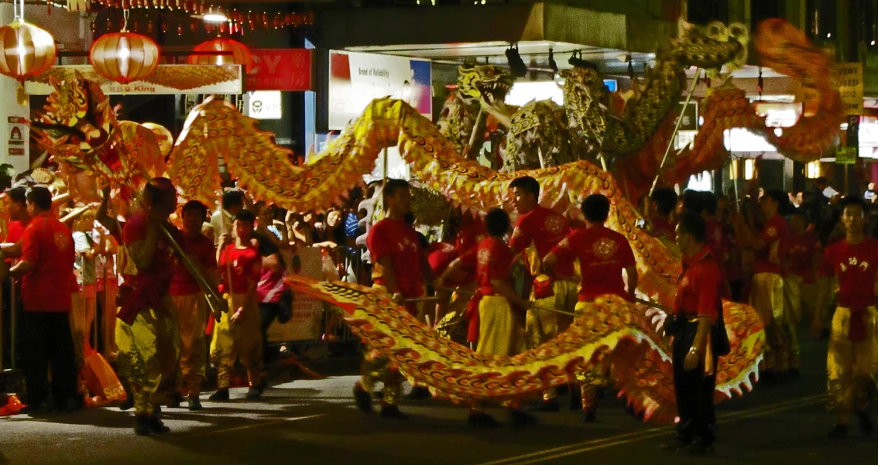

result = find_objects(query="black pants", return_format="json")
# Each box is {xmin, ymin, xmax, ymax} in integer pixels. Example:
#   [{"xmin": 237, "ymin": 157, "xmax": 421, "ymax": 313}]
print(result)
[
  {"xmin": 1, "ymin": 278, "xmax": 12, "ymax": 368},
  {"xmin": 17, "ymin": 311, "xmax": 79, "ymax": 407},
  {"xmin": 260, "ymin": 302, "xmax": 282, "ymax": 363},
  {"xmin": 672, "ymin": 320, "xmax": 718, "ymax": 445}
]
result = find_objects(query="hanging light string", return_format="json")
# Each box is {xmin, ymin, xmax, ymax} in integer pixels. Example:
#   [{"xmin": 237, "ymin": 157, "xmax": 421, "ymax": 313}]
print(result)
[{"xmin": 87, "ymin": 0, "xmax": 315, "ymax": 34}]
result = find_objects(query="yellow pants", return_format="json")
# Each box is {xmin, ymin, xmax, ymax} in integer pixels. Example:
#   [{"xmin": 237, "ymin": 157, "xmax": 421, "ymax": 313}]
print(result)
[
  {"xmin": 574, "ymin": 300, "xmax": 608, "ymax": 410},
  {"xmin": 170, "ymin": 293, "xmax": 210, "ymax": 395},
  {"xmin": 471, "ymin": 295, "xmax": 523, "ymax": 412},
  {"xmin": 827, "ymin": 306, "xmax": 878, "ymax": 424},
  {"xmin": 210, "ymin": 294, "xmax": 263, "ymax": 389},
  {"xmin": 115, "ymin": 300, "xmax": 181, "ymax": 415},
  {"xmin": 750, "ymin": 273, "xmax": 792, "ymax": 372},
  {"xmin": 528, "ymin": 279, "xmax": 577, "ymax": 401}
]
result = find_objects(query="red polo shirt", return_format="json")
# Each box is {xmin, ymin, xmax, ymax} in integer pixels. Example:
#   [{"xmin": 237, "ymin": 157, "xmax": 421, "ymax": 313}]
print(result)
[
  {"xmin": 551, "ymin": 225, "xmax": 636, "ymax": 302},
  {"xmin": 820, "ymin": 238, "xmax": 878, "ymax": 307},
  {"xmin": 170, "ymin": 233, "xmax": 216, "ymax": 296},
  {"xmin": 367, "ymin": 217, "xmax": 425, "ymax": 298},
  {"xmin": 122, "ymin": 212, "xmax": 179, "ymax": 293},
  {"xmin": 509, "ymin": 205, "xmax": 574, "ymax": 278},
  {"xmin": 787, "ymin": 232, "xmax": 821, "ymax": 283},
  {"xmin": 218, "ymin": 245, "xmax": 261, "ymax": 293},
  {"xmin": 475, "ymin": 236, "xmax": 514, "ymax": 290},
  {"xmin": 20, "ymin": 213, "xmax": 76, "ymax": 312},
  {"xmin": 753, "ymin": 215, "xmax": 788, "ymax": 275},
  {"xmin": 675, "ymin": 246, "xmax": 724, "ymax": 320}
]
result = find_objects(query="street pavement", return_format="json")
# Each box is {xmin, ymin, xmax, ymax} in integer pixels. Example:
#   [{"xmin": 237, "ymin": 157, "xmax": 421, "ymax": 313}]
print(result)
[{"xmin": 1, "ymin": 331, "xmax": 876, "ymax": 465}]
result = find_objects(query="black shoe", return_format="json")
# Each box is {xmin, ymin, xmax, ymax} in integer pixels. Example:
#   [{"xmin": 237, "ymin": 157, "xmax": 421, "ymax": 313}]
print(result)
[
  {"xmin": 582, "ymin": 405, "xmax": 597, "ymax": 423},
  {"xmin": 188, "ymin": 397, "xmax": 203, "ymax": 412},
  {"xmin": 686, "ymin": 441, "xmax": 714, "ymax": 456},
  {"xmin": 468, "ymin": 412, "xmax": 502, "ymax": 428},
  {"xmin": 21, "ymin": 400, "xmax": 52, "ymax": 415},
  {"xmin": 660, "ymin": 437, "xmax": 691, "ymax": 451},
  {"xmin": 828, "ymin": 424, "xmax": 848, "ymax": 439},
  {"xmin": 353, "ymin": 384, "xmax": 373, "ymax": 414},
  {"xmin": 119, "ymin": 396, "xmax": 134, "ymax": 411},
  {"xmin": 380, "ymin": 405, "xmax": 408, "ymax": 419},
  {"xmin": 404, "ymin": 386, "xmax": 432, "ymax": 400},
  {"xmin": 761, "ymin": 370, "xmax": 777, "ymax": 383},
  {"xmin": 510, "ymin": 409, "xmax": 539, "ymax": 427},
  {"xmin": 245, "ymin": 385, "xmax": 265, "ymax": 400},
  {"xmin": 149, "ymin": 415, "xmax": 171, "ymax": 434},
  {"xmin": 58, "ymin": 397, "xmax": 82, "ymax": 413},
  {"xmin": 168, "ymin": 392, "xmax": 183, "ymax": 408},
  {"xmin": 568, "ymin": 394, "xmax": 582, "ymax": 411},
  {"xmin": 134, "ymin": 415, "xmax": 151, "ymax": 436},
  {"xmin": 530, "ymin": 399, "xmax": 560, "ymax": 412},
  {"xmin": 857, "ymin": 412, "xmax": 874, "ymax": 436},
  {"xmin": 208, "ymin": 389, "xmax": 230, "ymax": 401}
]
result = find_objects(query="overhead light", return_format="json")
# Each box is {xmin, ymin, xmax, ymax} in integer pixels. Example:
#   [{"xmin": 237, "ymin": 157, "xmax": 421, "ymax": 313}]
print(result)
[
  {"xmin": 827, "ymin": 33, "xmax": 832, "ymax": 38},
  {"xmin": 872, "ymin": 40, "xmax": 876, "ymax": 46},
  {"xmin": 548, "ymin": 48, "xmax": 558, "ymax": 74},
  {"xmin": 203, "ymin": 13, "xmax": 228, "ymax": 23}
]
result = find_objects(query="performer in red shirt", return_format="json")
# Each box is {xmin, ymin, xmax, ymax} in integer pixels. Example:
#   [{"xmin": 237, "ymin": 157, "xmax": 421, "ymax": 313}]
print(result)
[
  {"xmin": 734, "ymin": 190, "xmax": 791, "ymax": 379},
  {"xmin": 8, "ymin": 186, "xmax": 78, "ymax": 414},
  {"xmin": 114, "ymin": 178, "xmax": 181, "ymax": 435},
  {"xmin": 210, "ymin": 209, "xmax": 264, "ymax": 402},
  {"xmin": 783, "ymin": 210, "xmax": 821, "ymax": 376},
  {"xmin": 648, "ymin": 187, "xmax": 678, "ymax": 240},
  {"xmin": 545, "ymin": 194, "xmax": 637, "ymax": 421},
  {"xmin": 439, "ymin": 208, "xmax": 536, "ymax": 428},
  {"xmin": 355, "ymin": 179, "xmax": 432, "ymax": 419},
  {"xmin": 660, "ymin": 212, "xmax": 724, "ymax": 455},
  {"xmin": 812, "ymin": 197, "xmax": 877, "ymax": 439},
  {"xmin": 0, "ymin": 185, "xmax": 30, "ymax": 368},
  {"xmin": 168, "ymin": 201, "xmax": 217, "ymax": 411},
  {"xmin": 508, "ymin": 176, "xmax": 577, "ymax": 411}
]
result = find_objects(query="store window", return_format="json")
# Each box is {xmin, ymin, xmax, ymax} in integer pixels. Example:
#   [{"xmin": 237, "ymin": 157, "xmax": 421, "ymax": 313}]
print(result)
[
  {"xmin": 806, "ymin": 160, "xmax": 822, "ymax": 179},
  {"xmin": 687, "ymin": 170, "xmax": 714, "ymax": 191}
]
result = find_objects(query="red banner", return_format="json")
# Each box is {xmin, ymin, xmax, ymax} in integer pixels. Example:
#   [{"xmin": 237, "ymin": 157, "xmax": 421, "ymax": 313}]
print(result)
[{"xmin": 247, "ymin": 49, "xmax": 313, "ymax": 91}]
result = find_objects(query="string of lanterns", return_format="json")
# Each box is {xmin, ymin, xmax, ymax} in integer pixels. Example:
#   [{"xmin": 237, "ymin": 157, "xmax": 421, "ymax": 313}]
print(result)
[{"xmin": 87, "ymin": 1, "xmax": 315, "ymax": 33}]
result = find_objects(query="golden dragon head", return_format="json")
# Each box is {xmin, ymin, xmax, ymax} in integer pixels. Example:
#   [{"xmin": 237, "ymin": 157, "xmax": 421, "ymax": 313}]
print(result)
[{"xmin": 456, "ymin": 64, "xmax": 515, "ymax": 103}]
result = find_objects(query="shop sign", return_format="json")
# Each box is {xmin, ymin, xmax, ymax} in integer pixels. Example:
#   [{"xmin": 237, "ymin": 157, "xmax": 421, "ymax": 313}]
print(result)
[
  {"xmin": 836, "ymin": 146, "xmax": 858, "ymax": 165},
  {"xmin": 328, "ymin": 51, "xmax": 432, "ymax": 130},
  {"xmin": 247, "ymin": 91, "xmax": 283, "ymax": 120},
  {"xmin": 25, "ymin": 64, "xmax": 244, "ymax": 95},
  {"xmin": 248, "ymin": 49, "xmax": 313, "ymax": 91},
  {"xmin": 7, "ymin": 122, "xmax": 24, "ymax": 157},
  {"xmin": 833, "ymin": 62, "xmax": 864, "ymax": 115}
]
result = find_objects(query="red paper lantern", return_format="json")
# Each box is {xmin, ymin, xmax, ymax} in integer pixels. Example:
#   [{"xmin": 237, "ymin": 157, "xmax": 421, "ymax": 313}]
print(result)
[
  {"xmin": 90, "ymin": 32, "xmax": 160, "ymax": 84},
  {"xmin": 189, "ymin": 38, "xmax": 253, "ymax": 73},
  {"xmin": 0, "ymin": 20, "xmax": 57, "ymax": 81}
]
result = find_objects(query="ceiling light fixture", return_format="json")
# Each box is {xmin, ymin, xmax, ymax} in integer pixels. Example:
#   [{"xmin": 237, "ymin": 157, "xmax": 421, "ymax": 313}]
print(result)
[
  {"xmin": 506, "ymin": 43, "xmax": 528, "ymax": 77},
  {"xmin": 548, "ymin": 48, "xmax": 558, "ymax": 74}
]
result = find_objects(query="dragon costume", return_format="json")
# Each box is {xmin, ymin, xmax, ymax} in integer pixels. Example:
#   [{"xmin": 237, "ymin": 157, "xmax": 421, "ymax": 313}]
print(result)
[{"xmin": 25, "ymin": 18, "xmax": 839, "ymax": 424}]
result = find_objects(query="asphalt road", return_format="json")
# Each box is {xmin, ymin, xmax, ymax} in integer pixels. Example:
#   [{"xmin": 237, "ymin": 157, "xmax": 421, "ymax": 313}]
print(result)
[{"xmin": 1, "ymin": 331, "xmax": 875, "ymax": 465}]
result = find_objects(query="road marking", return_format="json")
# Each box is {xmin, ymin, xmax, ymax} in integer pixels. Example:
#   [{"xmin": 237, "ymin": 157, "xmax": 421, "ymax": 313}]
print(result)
[
  {"xmin": 478, "ymin": 394, "xmax": 825, "ymax": 465},
  {"xmin": 183, "ymin": 414, "xmax": 324, "ymax": 438}
]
